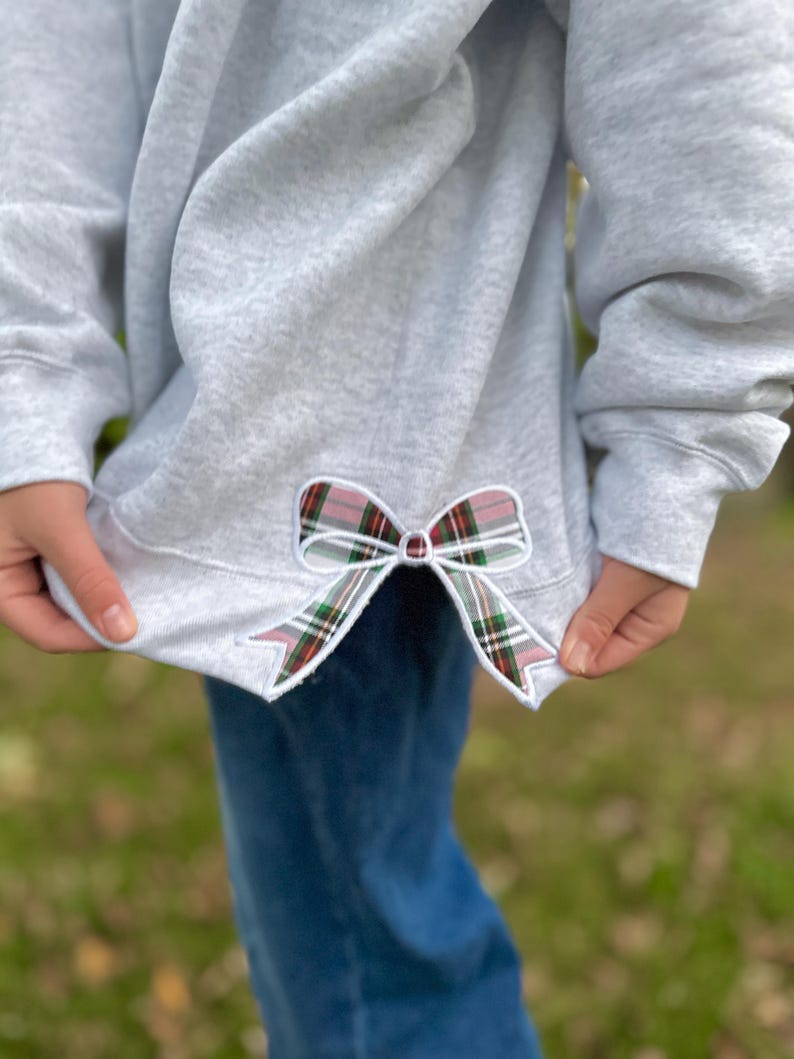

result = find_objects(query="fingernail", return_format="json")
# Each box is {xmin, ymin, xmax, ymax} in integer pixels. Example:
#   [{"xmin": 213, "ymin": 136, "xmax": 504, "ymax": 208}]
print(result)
[
  {"xmin": 566, "ymin": 641, "xmax": 592, "ymax": 675},
  {"xmin": 101, "ymin": 603, "xmax": 137, "ymax": 641}
]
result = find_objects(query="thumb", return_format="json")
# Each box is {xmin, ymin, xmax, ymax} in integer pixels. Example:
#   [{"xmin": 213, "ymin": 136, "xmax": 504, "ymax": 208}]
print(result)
[
  {"xmin": 34, "ymin": 499, "xmax": 139, "ymax": 643},
  {"xmin": 559, "ymin": 555, "xmax": 662, "ymax": 676}
]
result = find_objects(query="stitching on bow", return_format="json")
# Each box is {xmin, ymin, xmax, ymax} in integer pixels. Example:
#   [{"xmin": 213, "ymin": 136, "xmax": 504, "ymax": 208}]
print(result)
[{"xmin": 234, "ymin": 475, "xmax": 560, "ymax": 709}]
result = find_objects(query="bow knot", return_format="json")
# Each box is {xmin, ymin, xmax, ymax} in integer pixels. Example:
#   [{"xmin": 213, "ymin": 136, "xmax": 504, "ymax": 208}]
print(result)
[
  {"xmin": 398, "ymin": 530, "xmax": 434, "ymax": 564},
  {"xmin": 236, "ymin": 477, "xmax": 559, "ymax": 709},
  {"xmin": 297, "ymin": 478, "xmax": 532, "ymax": 574}
]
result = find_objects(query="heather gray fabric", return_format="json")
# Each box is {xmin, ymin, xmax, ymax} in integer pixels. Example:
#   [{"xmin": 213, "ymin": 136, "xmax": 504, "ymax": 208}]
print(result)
[{"xmin": 1, "ymin": 0, "xmax": 792, "ymax": 710}]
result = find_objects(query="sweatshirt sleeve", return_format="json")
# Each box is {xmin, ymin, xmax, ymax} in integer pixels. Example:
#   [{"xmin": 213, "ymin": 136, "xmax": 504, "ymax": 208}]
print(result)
[
  {"xmin": 0, "ymin": 1, "xmax": 142, "ymax": 499},
  {"xmin": 564, "ymin": 0, "xmax": 794, "ymax": 589}
]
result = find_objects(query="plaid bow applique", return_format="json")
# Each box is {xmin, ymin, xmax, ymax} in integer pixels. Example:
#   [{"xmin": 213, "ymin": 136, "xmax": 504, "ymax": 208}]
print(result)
[{"xmin": 235, "ymin": 477, "xmax": 559, "ymax": 709}]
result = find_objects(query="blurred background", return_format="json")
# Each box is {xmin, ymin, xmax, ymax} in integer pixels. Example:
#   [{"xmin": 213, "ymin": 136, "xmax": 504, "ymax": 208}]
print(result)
[{"xmin": 0, "ymin": 168, "xmax": 792, "ymax": 1059}]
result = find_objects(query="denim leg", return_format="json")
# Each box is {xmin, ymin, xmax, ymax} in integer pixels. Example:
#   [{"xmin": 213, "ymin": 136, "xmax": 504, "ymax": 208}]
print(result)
[{"xmin": 203, "ymin": 564, "xmax": 544, "ymax": 1059}]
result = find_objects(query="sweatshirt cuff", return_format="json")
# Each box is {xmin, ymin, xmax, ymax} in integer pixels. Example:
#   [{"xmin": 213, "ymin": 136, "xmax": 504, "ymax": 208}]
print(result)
[
  {"xmin": 0, "ymin": 357, "xmax": 125, "ymax": 499},
  {"xmin": 585, "ymin": 433, "xmax": 744, "ymax": 590}
]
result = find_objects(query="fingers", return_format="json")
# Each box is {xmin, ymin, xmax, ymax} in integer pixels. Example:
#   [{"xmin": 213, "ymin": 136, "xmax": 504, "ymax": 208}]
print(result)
[
  {"xmin": 32, "ymin": 508, "xmax": 139, "ymax": 647},
  {"xmin": 4, "ymin": 483, "xmax": 139, "ymax": 652},
  {"xmin": 571, "ymin": 596, "xmax": 686, "ymax": 678},
  {"xmin": 559, "ymin": 554, "xmax": 685, "ymax": 678},
  {"xmin": 0, "ymin": 557, "xmax": 109, "ymax": 653}
]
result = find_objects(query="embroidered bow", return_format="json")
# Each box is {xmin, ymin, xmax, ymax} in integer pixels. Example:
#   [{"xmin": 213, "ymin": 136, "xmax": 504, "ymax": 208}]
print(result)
[{"xmin": 235, "ymin": 478, "xmax": 558, "ymax": 709}]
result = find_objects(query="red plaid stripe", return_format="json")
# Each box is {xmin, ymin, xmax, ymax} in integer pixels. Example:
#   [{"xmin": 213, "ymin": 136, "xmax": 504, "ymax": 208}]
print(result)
[{"xmin": 240, "ymin": 478, "xmax": 558, "ymax": 708}]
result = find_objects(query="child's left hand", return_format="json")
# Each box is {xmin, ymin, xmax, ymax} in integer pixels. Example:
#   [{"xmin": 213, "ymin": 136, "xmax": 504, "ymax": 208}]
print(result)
[{"xmin": 558, "ymin": 554, "xmax": 691, "ymax": 679}]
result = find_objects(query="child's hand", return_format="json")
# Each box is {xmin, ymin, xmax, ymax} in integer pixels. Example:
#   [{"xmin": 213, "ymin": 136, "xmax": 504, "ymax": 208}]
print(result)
[
  {"xmin": 559, "ymin": 554, "xmax": 690, "ymax": 679},
  {"xmin": 0, "ymin": 481, "xmax": 138, "ymax": 652}
]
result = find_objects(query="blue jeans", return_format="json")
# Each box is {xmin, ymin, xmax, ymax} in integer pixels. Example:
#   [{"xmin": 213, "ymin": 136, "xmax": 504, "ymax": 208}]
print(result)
[{"xmin": 202, "ymin": 564, "xmax": 544, "ymax": 1058}]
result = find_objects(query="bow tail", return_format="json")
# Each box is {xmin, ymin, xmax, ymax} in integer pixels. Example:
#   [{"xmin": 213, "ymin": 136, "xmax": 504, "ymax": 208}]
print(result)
[
  {"xmin": 236, "ymin": 564, "xmax": 391, "ymax": 697},
  {"xmin": 437, "ymin": 566, "xmax": 558, "ymax": 710}
]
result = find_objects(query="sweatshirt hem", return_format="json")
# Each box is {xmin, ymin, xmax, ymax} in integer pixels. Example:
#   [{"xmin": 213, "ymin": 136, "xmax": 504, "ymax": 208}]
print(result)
[
  {"xmin": 92, "ymin": 485, "xmax": 314, "ymax": 587},
  {"xmin": 41, "ymin": 490, "xmax": 598, "ymax": 713}
]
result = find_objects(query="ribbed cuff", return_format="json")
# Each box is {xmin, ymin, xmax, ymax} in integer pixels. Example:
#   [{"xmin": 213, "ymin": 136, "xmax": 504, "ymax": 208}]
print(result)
[
  {"xmin": 0, "ymin": 356, "xmax": 125, "ymax": 499},
  {"xmin": 586, "ymin": 433, "xmax": 745, "ymax": 590}
]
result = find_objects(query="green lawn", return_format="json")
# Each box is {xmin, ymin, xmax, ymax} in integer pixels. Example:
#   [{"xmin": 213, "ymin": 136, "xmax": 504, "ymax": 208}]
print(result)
[{"xmin": 0, "ymin": 467, "xmax": 792, "ymax": 1059}]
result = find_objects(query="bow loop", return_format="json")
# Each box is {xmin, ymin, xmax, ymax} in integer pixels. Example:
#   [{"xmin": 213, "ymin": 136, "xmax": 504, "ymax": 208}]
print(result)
[
  {"xmin": 297, "ymin": 480, "xmax": 402, "ymax": 571},
  {"xmin": 301, "ymin": 531, "xmax": 399, "ymax": 571},
  {"xmin": 428, "ymin": 488, "xmax": 531, "ymax": 572}
]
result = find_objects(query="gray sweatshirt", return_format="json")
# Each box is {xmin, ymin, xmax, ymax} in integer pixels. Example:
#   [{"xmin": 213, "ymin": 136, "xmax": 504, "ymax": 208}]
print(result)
[{"xmin": 1, "ymin": 0, "xmax": 793, "ymax": 711}]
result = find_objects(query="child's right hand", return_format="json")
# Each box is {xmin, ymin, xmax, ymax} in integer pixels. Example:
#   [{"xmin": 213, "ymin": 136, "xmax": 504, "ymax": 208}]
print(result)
[
  {"xmin": 0, "ymin": 481, "xmax": 138, "ymax": 652},
  {"xmin": 559, "ymin": 553, "xmax": 691, "ymax": 679}
]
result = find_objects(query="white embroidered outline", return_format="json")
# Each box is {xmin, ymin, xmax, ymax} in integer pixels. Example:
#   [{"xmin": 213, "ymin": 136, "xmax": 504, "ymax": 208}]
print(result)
[
  {"xmin": 233, "ymin": 562, "xmax": 397, "ymax": 699},
  {"xmin": 292, "ymin": 474, "xmax": 535, "ymax": 574},
  {"xmin": 234, "ymin": 474, "xmax": 561, "ymax": 710},
  {"xmin": 432, "ymin": 564, "xmax": 560, "ymax": 711},
  {"xmin": 299, "ymin": 531, "xmax": 400, "ymax": 572}
]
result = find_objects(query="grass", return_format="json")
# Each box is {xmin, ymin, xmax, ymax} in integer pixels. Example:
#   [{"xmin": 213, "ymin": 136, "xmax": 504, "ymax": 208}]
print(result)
[{"xmin": 0, "ymin": 465, "xmax": 792, "ymax": 1058}]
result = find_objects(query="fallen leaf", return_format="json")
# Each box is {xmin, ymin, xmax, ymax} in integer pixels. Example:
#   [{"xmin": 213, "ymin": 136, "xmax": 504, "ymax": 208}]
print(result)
[
  {"xmin": 240, "ymin": 1024, "xmax": 269, "ymax": 1057},
  {"xmin": 480, "ymin": 855, "xmax": 520, "ymax": 898},
  {"xmin": 0, "ymin": 733, "xmax": 39, "ymax": 799},
  {"xmin": 609, "ymin": 913, "xmax": 663, "ymax": 956},
  {"xmin": 594, "ymin": 797, "xmax": 642, "ymax": 839},
  {"xmin": 753, "ymin": 991, "xmax": 793, "ymax": 1029},
  {"xmin": 92, "ymin": 789, "xmax": 137, "ymax": 840},
  {"xmin": 152, "ymin": 962, "xmax": 191, "ymax": 1015},
  {"xmin": 73, "ymin": 935, "xmax": 119, "ymax": 986}
]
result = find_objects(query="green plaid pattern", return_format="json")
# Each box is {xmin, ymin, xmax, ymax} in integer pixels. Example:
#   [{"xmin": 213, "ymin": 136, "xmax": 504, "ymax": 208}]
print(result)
[
  {"xmin": 250, "ymin": 566, "xmax": 387, "ymax": 685},
  {"xmin": 299, "ymin": 479, "xmax": 401, "ymax": 570},
  {"xmin": 241, "ymin": 478, "xmax": 558, "ymax": 707},
  {"xmin": 440, "ymin": 568, "xmax": 556, "ymax": 702}
]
